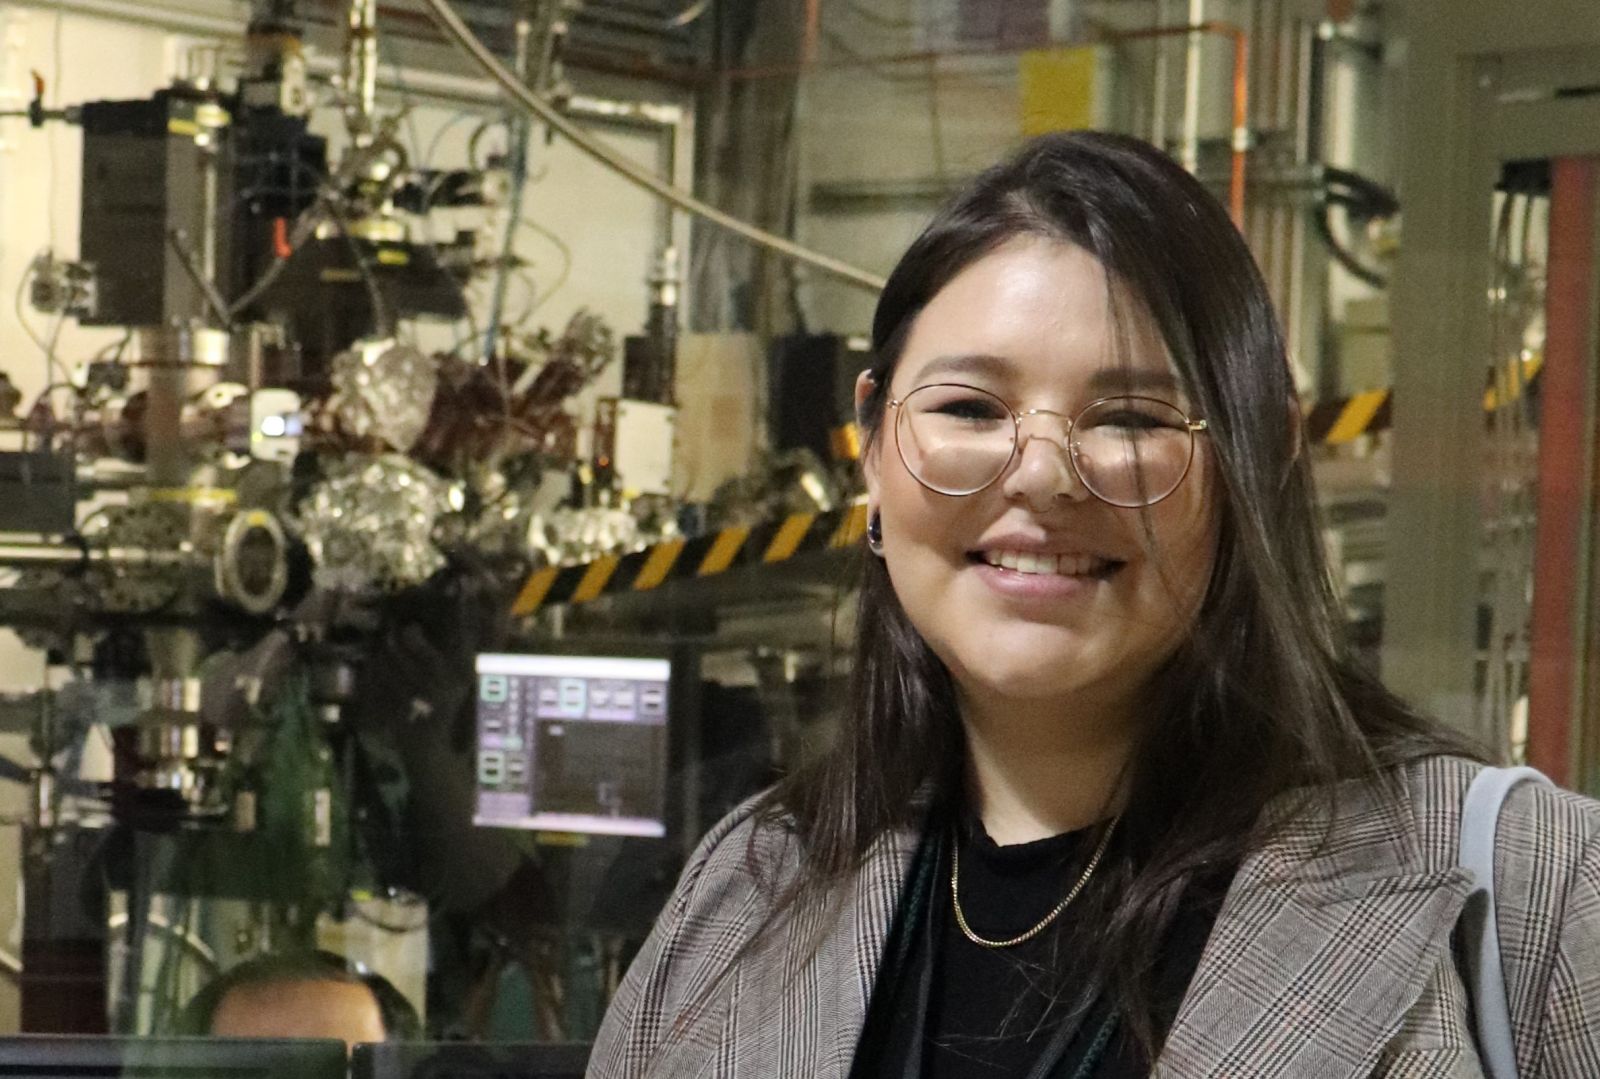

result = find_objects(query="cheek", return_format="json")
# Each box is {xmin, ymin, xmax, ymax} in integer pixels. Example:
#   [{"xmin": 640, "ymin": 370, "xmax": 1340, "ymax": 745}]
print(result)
[
  {"xmin": 1136, "ymin": 469, "xmax": 1221, "ymax": 607},
  {"xmin": 880, "ymin": 450, "xmax": 957, "ymax": 542}
]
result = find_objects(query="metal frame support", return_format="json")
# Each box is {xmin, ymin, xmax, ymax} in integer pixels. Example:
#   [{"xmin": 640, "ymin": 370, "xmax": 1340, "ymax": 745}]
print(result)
[{"xmin": 1386, "ymin": 0, "xmax": 1600, "ymax": 770}]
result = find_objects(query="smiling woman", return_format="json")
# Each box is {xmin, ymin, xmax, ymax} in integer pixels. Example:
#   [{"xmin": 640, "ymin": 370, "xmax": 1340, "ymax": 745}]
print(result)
[
  {"xmin": 863, "ymin": 239, "xmax": 1220, "ymax": 787},
  {"xmin": 588, "ymin": 132, "xmax": 1600, "ymax": 1079}
]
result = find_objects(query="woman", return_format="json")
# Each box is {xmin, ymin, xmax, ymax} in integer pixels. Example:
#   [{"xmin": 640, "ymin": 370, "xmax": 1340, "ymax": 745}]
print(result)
[{"xmin": 589, "ymin": 132, "xmax": 1600, "ymax": 1078}]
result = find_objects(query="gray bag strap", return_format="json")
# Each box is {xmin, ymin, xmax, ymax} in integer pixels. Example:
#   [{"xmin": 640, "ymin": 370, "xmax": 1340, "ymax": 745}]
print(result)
[{"xmin": 1458, "ymin": 765, "xmax": 1551, "ymax": 1079}]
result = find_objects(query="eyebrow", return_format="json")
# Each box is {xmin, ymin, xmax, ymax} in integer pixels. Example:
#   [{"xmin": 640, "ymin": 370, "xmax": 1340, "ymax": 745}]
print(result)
[
  {"xmin": 908, "ymin": 354, "xmax": 1183, "ymax": 397},
  {"xmin": 907, "ymin": 353, "xmax": 1012, "ymax": 384},
  {"xmin": 1086, "ymin": 367, "xmax": 1181, "ymax": 395}
]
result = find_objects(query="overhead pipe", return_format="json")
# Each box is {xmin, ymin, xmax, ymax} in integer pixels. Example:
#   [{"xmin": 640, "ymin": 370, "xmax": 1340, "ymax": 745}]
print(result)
[
  {"xmin": 714, "ymin": 22, "xmax": 1251, "ymax": 228},
  {"xmin": 1151, "ymin": 0, "xmax": 1171, "ymax": 147},
  {"xmin": 1182, "ymin": 0, "xmax": 1205, "ymax": 173},
  {"xmin": 419, "ymin": 0, "xmax": 887, "ymax": 292},
  {"xmin": 344, "ymin": 0, "xmax": 381, "ymax": 142}
]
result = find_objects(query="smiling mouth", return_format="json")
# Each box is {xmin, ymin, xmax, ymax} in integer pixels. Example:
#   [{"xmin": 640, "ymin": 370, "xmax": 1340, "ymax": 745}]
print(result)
[{"xmin": 969, "ymin": 549, "xmax": 1125, "ymax": 578}]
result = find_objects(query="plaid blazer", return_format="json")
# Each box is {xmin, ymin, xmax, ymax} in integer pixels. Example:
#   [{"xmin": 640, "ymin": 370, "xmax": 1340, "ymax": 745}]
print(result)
[{"xmin": 589, "ymin": 755, "xmax": 1600, "ymax": 1078}]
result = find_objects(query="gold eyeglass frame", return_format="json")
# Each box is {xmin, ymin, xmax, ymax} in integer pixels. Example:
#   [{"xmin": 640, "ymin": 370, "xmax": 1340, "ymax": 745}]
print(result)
[{"xmin": 886, "ymin": 383, "xmax": 1210, "ymax": 508}]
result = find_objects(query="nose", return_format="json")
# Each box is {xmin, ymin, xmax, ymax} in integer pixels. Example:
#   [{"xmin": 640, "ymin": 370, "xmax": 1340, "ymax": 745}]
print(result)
[{"xmin": 999, "ymin": 420, "xmax": 1090, "ymax": 508}]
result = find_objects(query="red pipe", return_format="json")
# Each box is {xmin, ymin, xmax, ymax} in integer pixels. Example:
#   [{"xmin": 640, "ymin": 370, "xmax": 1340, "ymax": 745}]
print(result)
[{"xmin": 1526, "ymin": 156, "xmax": 1599, "ymax": 784}]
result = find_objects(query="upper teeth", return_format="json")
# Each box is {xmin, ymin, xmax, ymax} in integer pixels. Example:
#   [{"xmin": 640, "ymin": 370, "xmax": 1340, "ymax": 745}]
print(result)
[{"xmin": 983, "ymin": 550, "xmax": 1109, "ymax": 576}]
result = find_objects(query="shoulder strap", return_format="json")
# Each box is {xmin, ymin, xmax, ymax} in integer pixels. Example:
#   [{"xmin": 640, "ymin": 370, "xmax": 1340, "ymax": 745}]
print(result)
[{"xmin": 1458, "ymin": 765, "xmax": 1551, "ymax": 1079}]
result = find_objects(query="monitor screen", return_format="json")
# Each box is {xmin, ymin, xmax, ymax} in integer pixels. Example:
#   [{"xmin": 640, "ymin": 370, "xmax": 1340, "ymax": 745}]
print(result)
[
  {"xmin": 472, "ymin": 654, "xmax": 670, "ymax": 838},
  {"xmin": 351, "ymin": 1041, "xmax": 589, "ymax": 1079},
  {"xmin": 0, "ymin": 1035, "xmax": 346, "ymax": 1078}
]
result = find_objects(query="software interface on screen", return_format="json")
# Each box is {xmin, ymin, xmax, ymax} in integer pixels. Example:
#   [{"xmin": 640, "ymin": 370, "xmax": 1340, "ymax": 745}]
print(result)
[{"xmin": 472, "ymin": 654, "xmax": 669, "ymax": 838}]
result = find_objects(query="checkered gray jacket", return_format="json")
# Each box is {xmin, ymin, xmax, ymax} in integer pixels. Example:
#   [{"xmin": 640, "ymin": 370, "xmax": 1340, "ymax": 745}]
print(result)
[{"xmin": 588, "ymin": 755, "xmax": 1600, "ymax": 1078}]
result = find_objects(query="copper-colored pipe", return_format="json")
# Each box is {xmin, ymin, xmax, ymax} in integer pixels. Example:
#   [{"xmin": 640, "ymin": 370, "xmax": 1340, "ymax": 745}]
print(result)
[
  {"xmin": 803, "ymin": 0, "xmax": 822, "ymax": 65},
  {"xmin": 724, "ymin": 41, "xmax": 1061, "ymax": 80},
  {"xmin": 1107, "ymin": 22, "xmax": 1251, "ymax": 227},
  {"xmin": 1230, "ymin": 28, "xmax": 1250, "ymax": 226}
]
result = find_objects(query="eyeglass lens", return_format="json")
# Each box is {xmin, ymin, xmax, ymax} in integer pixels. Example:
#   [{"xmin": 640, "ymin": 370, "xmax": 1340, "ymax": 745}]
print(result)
[{"xmin": 895, "ymin": 384, "xmax": 1196, "ymax": 507}]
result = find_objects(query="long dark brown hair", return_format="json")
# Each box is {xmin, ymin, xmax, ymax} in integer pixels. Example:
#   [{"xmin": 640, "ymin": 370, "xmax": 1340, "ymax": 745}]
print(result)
[{"xmin": 759, "ymin": 131, "xmax": 1478, "ymax": 1056}]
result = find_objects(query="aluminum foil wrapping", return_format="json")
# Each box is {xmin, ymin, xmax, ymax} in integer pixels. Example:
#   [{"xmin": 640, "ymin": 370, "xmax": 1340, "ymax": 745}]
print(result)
[
  {"xmin": 299, "ymin": 455, "xmax": 462, "ymax": 591},
  {"xmin": 329, "ymin": 341, "xmax": 438, "ymax": 451},
  {"xmin": 529, "ymin": 506, "xmax": 643, "ymax": 566}
]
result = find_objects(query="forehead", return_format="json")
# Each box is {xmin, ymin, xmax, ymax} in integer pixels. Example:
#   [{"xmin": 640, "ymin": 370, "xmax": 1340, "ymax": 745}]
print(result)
[{"xmin": 894, "ymin": 236, "xmax": 1173, "ymax": 395}]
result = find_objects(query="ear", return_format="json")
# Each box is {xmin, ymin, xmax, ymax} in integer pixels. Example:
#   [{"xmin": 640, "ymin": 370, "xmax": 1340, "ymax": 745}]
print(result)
[{"xmin": 854, "ymin": 370, "xmax": 883, "ymax": 503}]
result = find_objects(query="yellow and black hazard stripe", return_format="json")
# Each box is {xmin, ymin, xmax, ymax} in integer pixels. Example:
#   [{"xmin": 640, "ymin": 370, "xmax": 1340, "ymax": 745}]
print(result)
[
  {"xmin": 512, "ymin": 500, "xmax": 870, "ymax": 616},
  {"xmin": 1304, "ymin": 352, "xmax": 1543, "ymax": 446},
  {"xmin": 1304, "ymin": 389, "xmax": 1393, "ymax": 446}
]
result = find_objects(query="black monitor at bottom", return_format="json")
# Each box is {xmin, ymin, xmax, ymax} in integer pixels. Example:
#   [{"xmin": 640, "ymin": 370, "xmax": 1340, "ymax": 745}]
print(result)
[
  {"xmin": 0, "ymin": 1035, "xmax": 347, "ymax": 1078},
  {"xmin": 350, "ymin": 1042, "xmax": 590, "ymax": 1079}
]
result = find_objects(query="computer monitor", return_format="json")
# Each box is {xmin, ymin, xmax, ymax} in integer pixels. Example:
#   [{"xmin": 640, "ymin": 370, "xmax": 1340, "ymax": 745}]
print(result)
[
  {"xmin": 350, "ymin": 1041, "xmax": 590, "ymax": 1079},
  {"xmin": 472, "ymin": 654, "xmax": 670, "ymax": 838},
  {"xmin": 0, "ymin": 1034, "xmax": 346, "ymax": 1078}
]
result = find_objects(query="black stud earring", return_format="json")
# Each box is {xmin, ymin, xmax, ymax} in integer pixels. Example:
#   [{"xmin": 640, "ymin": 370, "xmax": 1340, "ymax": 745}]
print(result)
[{"xmin": 866, "ymin": 511, "xmax": 884, "ymax": 556}]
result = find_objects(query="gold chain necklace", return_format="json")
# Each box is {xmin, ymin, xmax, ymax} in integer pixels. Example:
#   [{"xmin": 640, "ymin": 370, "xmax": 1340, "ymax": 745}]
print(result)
[{"xmin": 950, "ymin": 817, "xmax": 1118, "ymax": 949}]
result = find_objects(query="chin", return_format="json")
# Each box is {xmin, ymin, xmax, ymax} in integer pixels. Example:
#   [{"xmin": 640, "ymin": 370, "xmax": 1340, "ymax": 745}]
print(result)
[{"xmin": 939, "ymin": 639, "xmax": 1111, "ymax": 704}]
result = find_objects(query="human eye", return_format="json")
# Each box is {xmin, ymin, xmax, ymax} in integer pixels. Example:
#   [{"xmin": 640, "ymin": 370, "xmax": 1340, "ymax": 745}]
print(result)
[
  {"xmin": 1101, "ymin": 410, "xmax": 1165, "ymax": 429},
  {"xmin": 938, "ymin": 397, "xmax": 1007, "ymax": 422},
  {"xmin": 1085, "ymin": 399, "xmax": 1187, "ymax": 433},
  {"xmin": 912, "ymin": 386, "xmax": 1009, "ymax": 423}
]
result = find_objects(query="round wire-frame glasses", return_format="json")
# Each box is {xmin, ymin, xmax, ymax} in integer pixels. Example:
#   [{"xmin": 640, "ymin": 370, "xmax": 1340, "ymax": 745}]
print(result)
[{"xmin": 886, "ymin": 383, "xmax": 1209, "ymax": 508}]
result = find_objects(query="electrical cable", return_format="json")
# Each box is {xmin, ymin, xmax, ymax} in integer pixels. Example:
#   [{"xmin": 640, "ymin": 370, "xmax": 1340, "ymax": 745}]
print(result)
[
  {"xmin": 227, "ymin": 197, "xmax": 328, "ymax": 318},
  {"xmin": 15, "ymin": 256, "xmax": 68, "ymax": 389},
  {"xmin": 167, "ymin": 229, "xmax": 235, "ymax": 327},
  {"xmin": 483, "ymin": 109, "xmax": 532, "ymax": 363},
  {"xmin": 518, "ymin": 216, "xmax": 572, "ymax": 318},
  {"xmin": 1312, "ymin": 207, "xmax": 1385, "ymax": 289},
  {"xmin": 466, "ymin": 116, "xmax": 507, "ymax": 171},
  {"xmin": 228, "ymin": 141, "xmax": 395, "ymax": 319},
  {"xmin": 46, "ymin": 12, "xmax": 63, "ymax": 251},
  {"xmin": 501, "ymin": 270, "xmax": 538, "ymax": 329},
  {"xmin": 423, "ymin": 110, "xmax": 479, "ymax": 169},
  {"xmin": 14, "ymin": 258, "xmax": 73, "ymax": 454},
  {"xmin": 325, "ymin": 202, "xmax": 395, "ymax": 339},
  {"xmin": 1322, "ymin": 165, "xmax": 1399, "ymax": 217},
  {"xmin": 665, "ymin": 0, "xmax": 714, "ymax": 29},
  {"xmin": 385, "ymin": 37, "xmax": 475, "ymax": 348},
  {"xmin": 418, "ymin": 0, "xmax": 885, "ymax": 293},
  {"xmin": 93, "ymin": 331, "xmax": 133, "ymax": 362},
  {"xmin": 1313, "ymin": 167, "xmax": 1399, "ymax": 290},
  {"xmin": 1302, "ymin": 30, "xmax": 1392, "ymax": 290},
  {"xmin": 833, "ymin": 0, "xmax": 919, "ymax": 32},
  {"xmin": 385, "ymin": 37, "xmax": 427, "ymax": 173}
]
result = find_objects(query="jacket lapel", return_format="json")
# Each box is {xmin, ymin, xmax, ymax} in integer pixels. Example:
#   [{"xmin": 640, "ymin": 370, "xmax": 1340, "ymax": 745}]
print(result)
[
  {"xmin": 716, "ymin": 824, "xmax": 921, "ymax": 1079},
  {"xmin": 1156, "ymin": 784, "xmax": 1475, "ymax": 1078},
  {"xmin": 829, "ymin": 825, "xmax": 922, "ymax": 1074}
]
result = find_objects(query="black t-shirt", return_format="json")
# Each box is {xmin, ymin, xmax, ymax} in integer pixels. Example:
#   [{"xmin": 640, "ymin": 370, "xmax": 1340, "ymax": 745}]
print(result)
[
  {"xmin": 852, "ymin": 813, "xmax": 1232, "ymax": 1079},
  {"xmin": 927, "ymin": 820, "xmax": 1110, "ymax": 1078}
]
